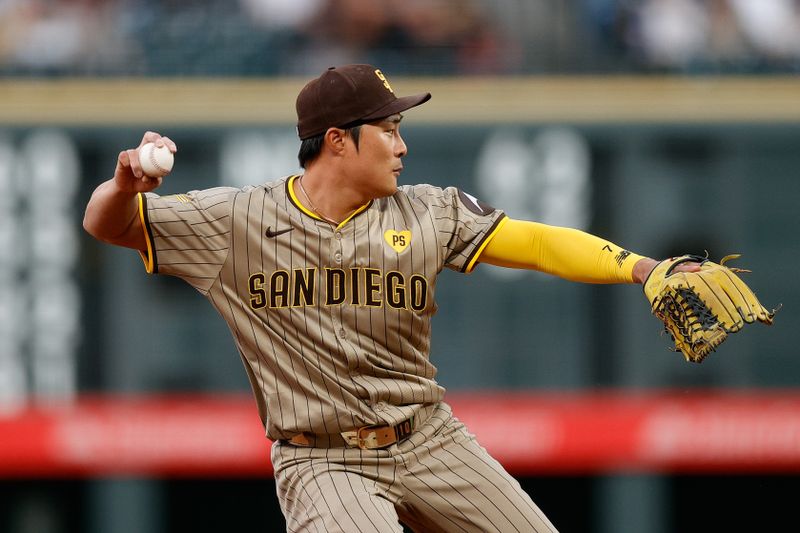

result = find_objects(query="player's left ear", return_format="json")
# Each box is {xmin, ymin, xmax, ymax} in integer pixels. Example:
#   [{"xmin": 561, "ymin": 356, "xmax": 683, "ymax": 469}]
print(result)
[{"xmin": 325, "ymin": 127, "xmax": 348, "ymax": 156}]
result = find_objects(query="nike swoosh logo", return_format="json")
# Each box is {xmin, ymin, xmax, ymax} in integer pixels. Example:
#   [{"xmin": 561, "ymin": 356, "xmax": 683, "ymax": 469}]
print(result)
[{"xmin": 265, "ymin": 226, "xmax": 294, "ymax": 238}]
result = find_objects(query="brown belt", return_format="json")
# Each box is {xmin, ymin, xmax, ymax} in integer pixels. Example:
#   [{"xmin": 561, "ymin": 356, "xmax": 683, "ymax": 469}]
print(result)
[{"xmin": 288, "ymin": 416, "xmax": 416, "ymax": 450}]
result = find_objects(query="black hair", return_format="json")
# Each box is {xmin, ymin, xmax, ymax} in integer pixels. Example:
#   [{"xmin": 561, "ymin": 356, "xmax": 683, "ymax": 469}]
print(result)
[{"xmin": 297, "ymin": 125, "xmax": 361, "ymax": 169}]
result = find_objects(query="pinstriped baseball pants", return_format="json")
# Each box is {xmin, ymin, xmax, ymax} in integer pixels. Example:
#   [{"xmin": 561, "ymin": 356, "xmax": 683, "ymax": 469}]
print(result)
[{"xmin": 271, "ymin": 402, "xmax": 558, "ymax": 533}]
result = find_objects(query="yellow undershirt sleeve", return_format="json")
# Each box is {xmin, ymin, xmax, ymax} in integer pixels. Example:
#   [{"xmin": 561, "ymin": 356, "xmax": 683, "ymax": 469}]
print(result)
[{"xmin": 478, "ymin": 218, "xmax": 645, "ymax": 284}]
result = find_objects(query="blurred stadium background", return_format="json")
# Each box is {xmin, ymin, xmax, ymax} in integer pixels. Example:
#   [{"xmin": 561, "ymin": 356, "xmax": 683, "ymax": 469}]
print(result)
[{"xmin": 1, "ymin": 0, "xmax": 799, "ymax": 532}]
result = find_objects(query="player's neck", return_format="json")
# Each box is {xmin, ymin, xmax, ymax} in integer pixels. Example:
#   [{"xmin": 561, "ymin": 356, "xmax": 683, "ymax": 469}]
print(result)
[{"xmin": 296, "ymin": 170, "xmax": 368, "ymax": 225}]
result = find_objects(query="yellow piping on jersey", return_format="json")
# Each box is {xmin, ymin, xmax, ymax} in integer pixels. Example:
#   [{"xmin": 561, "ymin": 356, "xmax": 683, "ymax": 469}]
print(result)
[
  {"xmin": 464, "ymin": 216, "xmax": 509, "ymax": 274},
  {"xmin": 136, "ymin": 192, "xmax": 156, "ymax": 274},
  {"xmin": 288, "ymin": 175, "xmax": 371, "ymax": 230},
  {"xmin": 336, "ymin": 203, "xmax": 371, "ymax": 229},
  {"xmin": 287, "ymin": 175, "xmax": 319, "ymax": 219}
]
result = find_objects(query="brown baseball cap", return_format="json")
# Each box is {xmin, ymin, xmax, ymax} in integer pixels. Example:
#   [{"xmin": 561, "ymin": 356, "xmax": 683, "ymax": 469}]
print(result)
[{"xmin": 296, "ymin": 64, "xmax": 431, "ymax": 140}]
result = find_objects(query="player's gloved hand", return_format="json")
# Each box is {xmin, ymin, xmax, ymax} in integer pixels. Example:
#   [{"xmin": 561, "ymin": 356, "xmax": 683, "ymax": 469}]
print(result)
[
  {"xmin": 114, "ymin": 131, "xmax": 176, "ymax": 193},
  {"xmin": 643, "ymin": 254, "xmax": 777, "ymax": 363}
]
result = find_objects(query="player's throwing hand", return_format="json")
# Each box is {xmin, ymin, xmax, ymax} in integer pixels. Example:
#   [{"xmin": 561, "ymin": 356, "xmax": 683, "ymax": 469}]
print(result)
[{"xmin": 115, "ymin": 131, "xmax": 177, "ymax": 193}]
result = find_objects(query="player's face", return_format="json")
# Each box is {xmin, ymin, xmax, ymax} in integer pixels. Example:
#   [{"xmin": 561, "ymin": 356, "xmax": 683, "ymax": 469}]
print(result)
[{"xmin": 345, "ymin": 114, "xmax": 407, "ymax": 198}]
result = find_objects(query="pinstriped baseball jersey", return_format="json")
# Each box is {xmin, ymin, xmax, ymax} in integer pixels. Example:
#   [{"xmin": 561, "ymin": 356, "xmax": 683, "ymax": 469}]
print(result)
[{"xmin": 138, "ymin": 175, "xmax": 506, "ymax": 440}]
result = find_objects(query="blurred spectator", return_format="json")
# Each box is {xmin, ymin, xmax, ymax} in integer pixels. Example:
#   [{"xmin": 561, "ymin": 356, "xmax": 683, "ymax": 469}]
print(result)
[
  {"xmin": 393, "ymin": 0, "xmax": 516, "ymax": 74},
  {"xmin": 621, "ymin": 0, "xmax": 800, "ymax": 72},
  {"xmin": 632, "ymin": 0, "xmax": 710, "ymax": 68},
  {"xmin": 1, "ymin": 0, "xmax": 799, "ymax": 76},
  {"xmin": 288, "ymin": 0, "xmax": 403, "ymax": 73},
  {"xmin": 705, "ymin": 0, "xmax": 751, "ymax": 66},
  {"xmin": 290, "ymin": 0, "xmax": 513, "ymax": 75},
  {"xmin": 0, "ymin": 0, "xmax": 140, "ymax": 75},
  {"xmin": 727, "ymin": 0, "xmax": 800, "ymax": 61},
  {"xmin": 0, "ymin": 0, "xmax": 88, "ymax": 74},
  {"xmin": 239, "ymin": 0, "xmax": 322, "ymax": 30}
]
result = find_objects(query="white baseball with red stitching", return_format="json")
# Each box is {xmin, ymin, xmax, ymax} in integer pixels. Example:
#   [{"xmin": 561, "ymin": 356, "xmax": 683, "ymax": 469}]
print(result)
[{"xmin": 139, "ymin": 142, "xmax": 174, "ymax": 178}]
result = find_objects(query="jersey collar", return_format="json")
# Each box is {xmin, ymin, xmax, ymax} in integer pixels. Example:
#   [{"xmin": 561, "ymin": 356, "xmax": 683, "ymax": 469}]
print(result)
[{"xmin": 286, "ymin": 175, "xmax": 372, "ymax": 230}]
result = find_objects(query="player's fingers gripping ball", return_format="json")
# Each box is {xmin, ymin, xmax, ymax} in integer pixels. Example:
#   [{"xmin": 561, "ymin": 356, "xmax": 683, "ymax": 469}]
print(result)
[
  {"xmin": 139, "ymin": 142, "xmax": 174, "ymax": 178},
  {"xmin": 643, "ymin": 254, "xmax": 776, "ymax": 363}
]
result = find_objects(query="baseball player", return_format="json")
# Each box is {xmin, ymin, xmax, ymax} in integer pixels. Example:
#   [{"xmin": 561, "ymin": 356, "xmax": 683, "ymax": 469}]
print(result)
[{"xmin": 83, "ymin": 64, "xmax": 676, "ymax": 532}]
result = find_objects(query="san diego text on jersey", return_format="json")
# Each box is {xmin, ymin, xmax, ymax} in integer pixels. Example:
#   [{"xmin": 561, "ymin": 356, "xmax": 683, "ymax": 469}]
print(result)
[{"xmin": 248, "ymin": 267, "xmax": 430, "ymax": 311}]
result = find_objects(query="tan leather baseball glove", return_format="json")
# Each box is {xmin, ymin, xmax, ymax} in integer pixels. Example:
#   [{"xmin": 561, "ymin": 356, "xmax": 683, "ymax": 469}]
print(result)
[{"xmin": 644, "ymin": 254, "xmax": 776, "ymax": 362}]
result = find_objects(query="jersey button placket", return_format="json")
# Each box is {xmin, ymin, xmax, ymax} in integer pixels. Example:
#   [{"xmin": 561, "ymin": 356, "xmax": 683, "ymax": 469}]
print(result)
[
  {"xmin": 329, "ymin": 230, "xmax": 355, "ymax": 367},
  {"xmin": 331, "ymin": 229, "xmax": 344, "ymax": 264}
]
